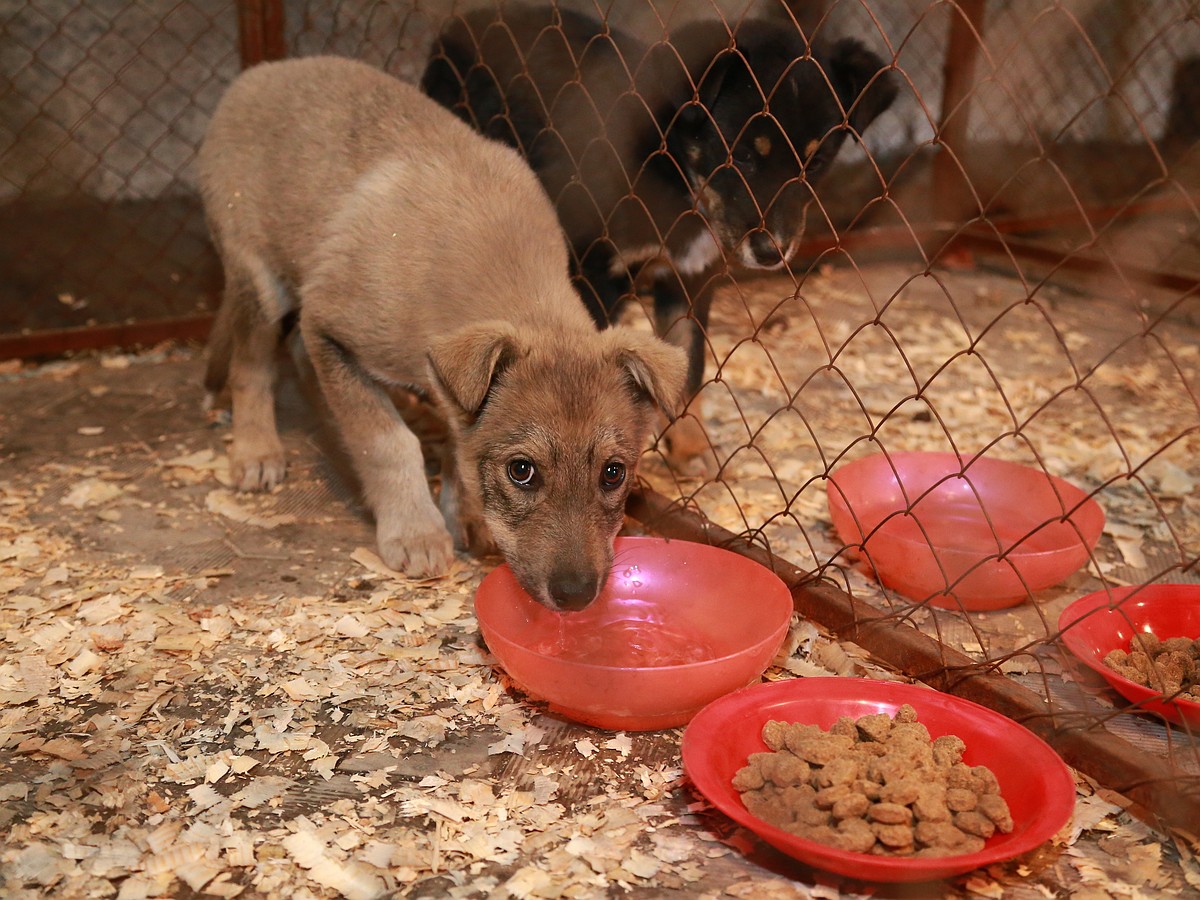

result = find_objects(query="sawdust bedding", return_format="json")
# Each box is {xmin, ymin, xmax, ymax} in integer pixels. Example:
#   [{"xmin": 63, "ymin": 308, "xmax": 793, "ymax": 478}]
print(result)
[
  {"xmin": 2, "ymin": 264, "xmax": 1199, "ymax": 898},
  {"xmin": 2, "ymin": 483, "xmax": 1193, "ymax": 900}
]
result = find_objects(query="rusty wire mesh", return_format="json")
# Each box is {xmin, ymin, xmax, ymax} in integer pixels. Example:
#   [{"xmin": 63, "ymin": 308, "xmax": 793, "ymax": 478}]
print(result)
[
  {"xmin": 3, "ymin": 0, "xmax": 1200, "ymax": 829},
  {"xmin": 295, "ymin": 0, "xmax": 1200, "ymax": 826}
]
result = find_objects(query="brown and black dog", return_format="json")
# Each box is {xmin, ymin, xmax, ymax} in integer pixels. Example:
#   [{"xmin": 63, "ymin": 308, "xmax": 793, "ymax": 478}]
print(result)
[
  {"xmin": 423, "ymin": 6, "xmax": 897, "ymax": 460},
  {"xmin": 198, "ymin": 56, "xmax": 685, "ymax": 610}
]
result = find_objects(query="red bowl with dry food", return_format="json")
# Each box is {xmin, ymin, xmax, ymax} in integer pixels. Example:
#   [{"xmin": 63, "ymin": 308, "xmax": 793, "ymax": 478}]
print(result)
[
  {"xmin": 827, "ymin": 451, "xmax": 1104, "ymax": 610},
  {"xmin": 474, "ymin": 536, "xmax": 793, "ymax": 731},
  {"xmin": 681, "ymin": 678, "xmax": 1075, "ymax": 883},
  {"xmin": 1058, "ymin": 585, "xmax": 1200, "ymax": 728}
]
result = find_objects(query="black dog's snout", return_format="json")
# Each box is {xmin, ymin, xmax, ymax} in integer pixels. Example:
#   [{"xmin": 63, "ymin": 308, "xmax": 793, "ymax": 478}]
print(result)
[
  {"xmin": 548, "ymin": 569, "xmax": 600, "ymax": 611},
  {"xmin": 748, "ymin": 230, "xmax": 786, "ymax": 267}
]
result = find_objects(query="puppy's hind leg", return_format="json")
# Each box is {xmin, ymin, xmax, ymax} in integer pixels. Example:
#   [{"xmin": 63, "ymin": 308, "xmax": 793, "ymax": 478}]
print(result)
[
  {"xmin": 219, "ymin": 263, "xmax": 289, "ymax": 491},
  {"xmin": 303, "ymin": 322, "xmax": 455, "ymax": 578}
]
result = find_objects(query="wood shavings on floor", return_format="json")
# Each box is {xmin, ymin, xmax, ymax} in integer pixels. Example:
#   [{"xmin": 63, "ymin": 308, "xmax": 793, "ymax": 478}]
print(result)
[{"xmin": 1, "ymin": 260, "xmax": 1198, "ymax": 898}]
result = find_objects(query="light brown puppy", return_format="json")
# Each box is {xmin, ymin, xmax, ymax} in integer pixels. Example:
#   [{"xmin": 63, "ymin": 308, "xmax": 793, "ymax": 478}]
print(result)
[{"xmin": 197, "ymin": 57, "xmax": 685, "ymax": 610}]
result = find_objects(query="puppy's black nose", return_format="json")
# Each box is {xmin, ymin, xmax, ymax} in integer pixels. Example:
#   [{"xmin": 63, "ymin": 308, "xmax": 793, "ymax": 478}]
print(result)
[
  {"xmin": 749, "ymin": 231, "xmax": 786, "ymax": 267},
  {"xmin": 548, "ymin": 569, "xmax": 599, "ymax": 611}
]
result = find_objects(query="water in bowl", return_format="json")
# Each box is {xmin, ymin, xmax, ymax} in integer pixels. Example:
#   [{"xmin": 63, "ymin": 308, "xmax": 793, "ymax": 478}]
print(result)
[{"xmin": 532, "ymin": 609, "xmax": 719, "ymax": 667}]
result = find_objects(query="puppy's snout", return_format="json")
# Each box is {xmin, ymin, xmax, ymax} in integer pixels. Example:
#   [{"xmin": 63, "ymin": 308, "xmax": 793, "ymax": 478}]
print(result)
[
  {"xmin": 548, "ymin": 568, "xmax": 601, "ymax": 611},
  {"xmin": 748, "ymin": 230, "xmax": 787, "ymax": 267}
]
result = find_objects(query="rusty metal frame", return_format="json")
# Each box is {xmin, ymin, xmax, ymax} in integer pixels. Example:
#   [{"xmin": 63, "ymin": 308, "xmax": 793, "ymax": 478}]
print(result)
[
  {"xmin": 0, "ymin": 317, "xmax": 213, "ymax": 362},
  {"xmin": 956, "ymin": 231, "xmax": 1200, "ymax": 296}
]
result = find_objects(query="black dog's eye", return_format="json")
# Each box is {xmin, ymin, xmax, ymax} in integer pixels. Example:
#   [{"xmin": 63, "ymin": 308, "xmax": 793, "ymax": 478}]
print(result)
[
  {"xmin": 507, "ymin": 458, "xmax": 537, "ymax": 488},
  {"xmin": 732, "ymin": 145, "xmax": 756, "ymax": 168},
  {"xmin": 600, "ymin": 461, "xmax": 626, "ymax": 491}
]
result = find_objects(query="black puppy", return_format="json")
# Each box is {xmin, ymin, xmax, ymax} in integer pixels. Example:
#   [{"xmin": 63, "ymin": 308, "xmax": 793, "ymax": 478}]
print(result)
[{"xmin": 423, "ymin": 6, "xmax": 896, "ymax": 451}]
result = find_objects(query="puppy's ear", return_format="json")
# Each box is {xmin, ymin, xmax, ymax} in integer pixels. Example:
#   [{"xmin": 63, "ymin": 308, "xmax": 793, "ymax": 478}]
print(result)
[
  {"xmin": 827, "ymin": 38, "xmax": 897, "ymax": 139},
  {"xmin": 608, "ymin": 328, "xmax": 688, "ymax": 417},
  {"xmin": 427, "ymin": 322, "xmax": 523, "ymax": 426}
]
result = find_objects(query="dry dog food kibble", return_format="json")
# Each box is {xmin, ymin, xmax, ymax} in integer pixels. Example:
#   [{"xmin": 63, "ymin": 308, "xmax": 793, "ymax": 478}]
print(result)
[
  {"xmin": 1102, "ymin": 634, "xmax": 1200, "ymax": 701},
  {"xmin": 732, "ymin": 704, "xmax": 1014, "ymax": 857}
]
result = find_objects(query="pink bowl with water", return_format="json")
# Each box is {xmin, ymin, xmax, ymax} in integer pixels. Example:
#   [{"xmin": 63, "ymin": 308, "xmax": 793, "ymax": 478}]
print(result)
[
  {"xmin": 474, "ymin": 536, "xmax": 793, "ymax": 731},
  {"xmin": 827, "ymin": 451, "xmax": 1104, "ymax": 610}
]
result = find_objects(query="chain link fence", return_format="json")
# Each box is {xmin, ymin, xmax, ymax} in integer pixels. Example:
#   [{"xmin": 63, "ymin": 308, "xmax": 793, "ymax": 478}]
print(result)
[
  {"xmin": 0, "ymin": 0, "xmax": 236, "ymax": 341},
  {"xmin": 3, "ymin": 0, "xmax": 1199, "ymax": 827}
]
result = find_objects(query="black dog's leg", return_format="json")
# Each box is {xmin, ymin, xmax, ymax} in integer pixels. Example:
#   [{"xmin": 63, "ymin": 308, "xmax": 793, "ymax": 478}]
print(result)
[
  {"xmin": 574, "ymin": 243, "xmax": 635, "ymax": 329},
  {"xmin": 652, "ymin": 268, "xmax": 714, "ymax": 400},
  {"xmin": 650, "ymin": 266, "xmax": 719, "ymax": 466}
]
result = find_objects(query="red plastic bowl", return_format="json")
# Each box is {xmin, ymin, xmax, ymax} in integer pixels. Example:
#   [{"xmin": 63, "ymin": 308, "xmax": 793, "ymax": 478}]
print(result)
[
  {"xmin": 1058, "ymin": 585, "xmax": 1200, "ymax": 728},
  {"xmin": 682, "ymin": 678, "xmax": 1075, "ymax": 883},
  {"xmin": 474, "ymin": 536, "xmax": 793, "ymax": 731},
  {"xmin": 827, "ymin": 452, "xmax": 1104, "ymax": 610}
]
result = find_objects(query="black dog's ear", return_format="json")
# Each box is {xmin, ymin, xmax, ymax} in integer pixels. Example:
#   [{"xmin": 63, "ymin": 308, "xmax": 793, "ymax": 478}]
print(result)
[
  {"xmin": 671, "ymin": 48, "xmax": 752, "ymax": 170},
  {"xmin": 827, "ymin": 38, "xmax": 897, "ymax": 139},
  {"xmin": 697, "ymin": 48, "xmax": 741, "ymax": 111},
  {"xmin": 677, "ymin": 45, "xmax": 752, "ymax": 131},
  {"xmin": 427, "ymin": 322, "xmax": 523, "ymax": 427}
]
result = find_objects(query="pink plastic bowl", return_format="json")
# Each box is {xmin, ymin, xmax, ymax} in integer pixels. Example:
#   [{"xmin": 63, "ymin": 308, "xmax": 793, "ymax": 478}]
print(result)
[
  {"xmin": 682, "ymin": 678, "xmax": 1076, "ymax": 883},
  {"xmin": 827, "ymin": 452, "xmax": 1104, "ymax": 610},
  {"xmin": 1058, "ymin": 585, "xmax": 1200, "ymax": 728},
  {"xmin": 473, "ymin": 536, "xmax": 793, "ymax": 731}
]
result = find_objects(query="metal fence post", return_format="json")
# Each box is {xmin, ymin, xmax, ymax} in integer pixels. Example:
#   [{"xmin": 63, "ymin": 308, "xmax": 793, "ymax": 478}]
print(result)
[
  {"xmin": 934, "ymin": 0, "xmax": 987, "ymax": 224},
  {"xmin": 238, "ymin": 0, "xmax": 286, "ymax": 68}
]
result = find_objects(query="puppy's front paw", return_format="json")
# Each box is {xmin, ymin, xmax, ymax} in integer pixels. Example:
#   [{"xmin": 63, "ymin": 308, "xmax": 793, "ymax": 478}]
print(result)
[
  {"xmin": 378, "ymin": 520, "xmax": 456, "ymax": 578},
  {"xmin": 230, "ymin": 444, "xmax": 287, "ymax": 492}
]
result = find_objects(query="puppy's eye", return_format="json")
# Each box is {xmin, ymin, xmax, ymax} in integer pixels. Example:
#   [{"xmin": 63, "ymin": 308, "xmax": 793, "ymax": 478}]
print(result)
[
  {"xmin": 507, "ymin": 458, "xmax": 537, "ymax": 488},
  {"xmin": 600, "ymin": 461, "xmax": 626, "ymax": 491}
]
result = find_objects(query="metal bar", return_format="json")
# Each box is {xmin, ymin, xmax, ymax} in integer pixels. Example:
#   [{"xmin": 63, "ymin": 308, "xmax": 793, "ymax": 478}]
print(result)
[
  {"xmin": 628, "ymin": 486, "xmax": 1200, "ymax": 830},
  {"xmin": 791, "ymin": 223, "xmax": 946, "ymax": 260},
  {"xmin": 795, "ymin": 217, "xmax": 1200, "ymax": 299},
  {"xmin": 934, "ymin": 0, "xmax": 988, "ymax": 223},
  {"xmin": 956, "ymin": 232, "xmax": 1200, "ymax": 296},
  {"xmin": 0, "ymin": 316, "xmax": 213, "ymax": 362},
  {"xmin": 968, "ymin": 191, "xmax": 1200, "ymax": 238},
  {"xmin": 791, "ymin": 193, "xmax": 1200, "ymax": 263},
  {"xmin": 237, "ymin": 0, "xmax": 286, "ymax": 69}
]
